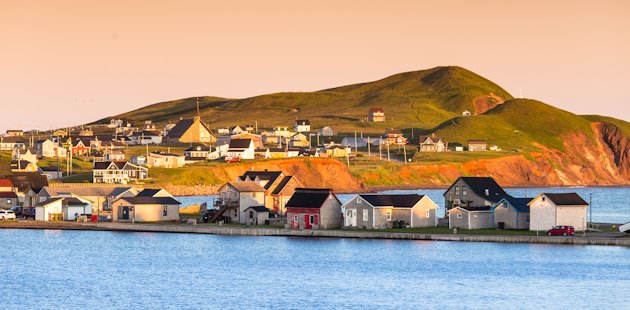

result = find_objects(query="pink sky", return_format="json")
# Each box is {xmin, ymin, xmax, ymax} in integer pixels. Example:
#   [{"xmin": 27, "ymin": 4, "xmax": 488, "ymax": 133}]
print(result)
[{"xmin": 1, "ymin": 0, "xmax": 629, "ymax": 132}]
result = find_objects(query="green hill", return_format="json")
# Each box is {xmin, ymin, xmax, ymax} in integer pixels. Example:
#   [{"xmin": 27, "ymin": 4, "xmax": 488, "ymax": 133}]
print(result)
[{"xmin": 92, "ymin": 66, "xmax": 513, "ymax": 134}]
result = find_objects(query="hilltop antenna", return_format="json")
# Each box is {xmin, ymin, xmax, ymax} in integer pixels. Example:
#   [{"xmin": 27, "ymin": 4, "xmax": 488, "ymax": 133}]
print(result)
[
  {"xmin": 519, "ymin": 89, "xmax": 523, "ymax": 99},
  {"xmin": 196, "ymin": 97, "xmax": 200, "ymax": 118}
]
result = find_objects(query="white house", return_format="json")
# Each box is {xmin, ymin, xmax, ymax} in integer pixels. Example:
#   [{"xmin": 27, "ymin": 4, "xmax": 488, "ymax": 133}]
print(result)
[
  {"xmin": 34, "ymin": 139, "xmax": 67, "ymax": 158},
  {"xmin": 226, "ymin": 139, "xmax": 255, "ymax": 160},
  {"xmin": 342, "ymin": 194, "xmax": 439, "ymax": 229},
  {"xmin": 35, "ymin": 197, "xmax": 92, "ymax": 221},
  {"xmin": 318, "ymin": 126, "xmax": 334, "ymax": 137},
  {"xmin": 528, "ymin": 193, "xmax": 589, "ymax": 231},
  {"xmin": 93, "ymin": 161, "xmax": 149, "ymax": 184},
  {"xmin": 147, "ymin": 152, "xmax": 186, "ymax": 168},
  {"xmin": 273, "ymin": 126, "xmax": 293, "ymax": 138},
  {"xmin": 128, "ymin": 130, "xmax": 163, "ymax": 145},
  {"xmin": 294, "ymin": 120, "xmax": 311, "ymax": 133}
]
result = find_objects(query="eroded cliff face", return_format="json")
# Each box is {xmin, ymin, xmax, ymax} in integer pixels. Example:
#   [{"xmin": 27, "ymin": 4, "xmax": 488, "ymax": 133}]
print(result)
[{"xmin": 593, "ymin": 122, "xmax": 630, "ymax": 178}]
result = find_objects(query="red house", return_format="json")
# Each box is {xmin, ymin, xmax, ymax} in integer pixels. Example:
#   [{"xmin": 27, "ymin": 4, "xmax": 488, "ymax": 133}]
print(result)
[
  {"xmin": 70, "ymin": 139, "xmax": 90, "ymax": 155},
  {"xmin": 285, "ymin": 188, "xmax": 342, "ymax": 230}
]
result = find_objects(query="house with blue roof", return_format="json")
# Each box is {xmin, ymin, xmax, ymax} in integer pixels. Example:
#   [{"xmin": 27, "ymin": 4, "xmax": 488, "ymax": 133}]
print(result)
[{"xmin": 491, "ymin": 197, "xmax": 532, "ymax": 230}]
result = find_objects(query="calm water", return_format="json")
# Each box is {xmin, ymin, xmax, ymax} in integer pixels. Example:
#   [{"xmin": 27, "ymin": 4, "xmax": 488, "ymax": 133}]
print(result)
[
  {"xmin": 179, "ymin": 187, "xmax": 630, "ymax": 224},
  {"xmin": 1, "ymin": 229, "xmax": 629, "ymax": 309}
]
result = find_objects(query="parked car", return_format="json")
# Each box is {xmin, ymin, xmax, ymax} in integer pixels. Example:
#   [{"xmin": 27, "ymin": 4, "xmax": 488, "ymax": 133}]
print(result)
[
  {"xmin": 224, "ymin": 156, "xmax": 240, "ymax": 163},
  {"xmin": 22, "ymin": 207, "xmax": 36, "ymax": 220},
  {"xmin": 547, "ymin": 226, "xmax": 575, "ymax": 236},
  {"xmin": 0, "ymin": 210, "xmax": 17, "ymax": 220}
]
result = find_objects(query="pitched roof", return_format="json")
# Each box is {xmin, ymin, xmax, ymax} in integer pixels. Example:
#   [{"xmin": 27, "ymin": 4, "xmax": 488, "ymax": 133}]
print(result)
[
  {"xmin": 239, "ymin": 171, "xmax": 283, "ymax": 189},
  {"xmin": 295, "ymin": 120, "xmax": 310, "ymax": 126},
  {"xmin": 120, "ymin": 197, "xmax": 181, "ymax": 205},
  {"xmin": 36, "ymin": 197, "xmax": 63, "ymax": 206},
  {"xmin": 42, "ymin": 186, "xmax": 132, "ymax": 197},
  {"xmin": 445, "ymin": 177, "xmax": 509, "ymax": 204},
  {"xmin": 11, "ymin": 160, "xmax": 34, "ymax": 169},
  {"xmin": 0, "ymin": 179, "xmax": 14, "ymax": 188},
  {"xmin": 185, "ymin": 145, "xmax": 211, "ymax": 152},
  {"xmin": 243, "ymin": 206, "xmax": 270, "ymax": 213},
  {"xmin": 542, "ymin": 193, "xmax": 589, "ymax": 206},
  {"xmin": 136, "ymin": 189, "xmax": 162, "ymax": 197},
  {"xmin": 165, "ymin": 119, "xmax": 194, "ymax": 139},
  {"xmin": 228, "ymin": 139, "xmax": 253, "ymax": 149},
  {"xmin": 285, "ymin": 188, "xmax": 335, "ymax": 209},
  {"xmin": 93, "ymin": 161, "xmax": 126, "ymax": 170},
  {"xmin": 8, "ymin": 173, "xmax": 49, "ymax": 193},
  {"xmin": 359, "ymin": 194, "xmax": 424, "ymax": 208},
  {"xmin": 228, "ymin": 182, "xmax": 266, "ymax": 192},
  {"xmin": 495, "ymin": 197, "xmax": 532, "ymax": 213},
  {"xmin": 457, "ymin": 206, "xmax": 492, "ymax": 212},
  {"xmin": 0, "ymin": 192, "xmax": 18, "ymax": 198},
  {"xmin": 271, "ymin": 176, "xmax": 294, "ymax": 195},
  {"xmin": 468, "ymin": 140, "xmax": 487, "ymax": 144},
  {"xmin": 369, "ymin": 107, "xmax": 384, "ymax": 113}
]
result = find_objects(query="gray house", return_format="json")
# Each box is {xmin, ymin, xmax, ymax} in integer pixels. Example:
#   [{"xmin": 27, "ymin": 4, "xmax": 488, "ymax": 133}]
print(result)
[
  {"xmin": 443, "ymin": 177, "xmax": 510, "ymax": 212},
  {"xmin": 448, "ymin": 206, "xmax": 493, "ymax": 229},
  {"xmin": 243, "ymin": 206, "xmax": 271, "ymax": 225},
  {"xmin": 491, "ymin": 197, "xmax": 532, "ymax": 229},
  {"xmin": 342, "ymin": 194, "xmax": 439, "ymax": 229}
]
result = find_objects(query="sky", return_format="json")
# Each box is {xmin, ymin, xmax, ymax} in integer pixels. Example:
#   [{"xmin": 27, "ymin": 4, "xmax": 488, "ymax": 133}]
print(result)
[{"xmin": 1, "ymin": 0, "xmax": 629, "ymax": 132}]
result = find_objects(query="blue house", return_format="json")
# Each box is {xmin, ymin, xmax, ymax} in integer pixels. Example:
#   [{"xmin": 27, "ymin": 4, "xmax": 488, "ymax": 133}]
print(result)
[{"xmin": 491, "ymin": 197, "xmax": 532, "ymax": 229}]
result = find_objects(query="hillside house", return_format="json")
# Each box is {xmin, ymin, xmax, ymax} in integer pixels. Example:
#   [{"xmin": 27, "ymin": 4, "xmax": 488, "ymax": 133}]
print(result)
[
  {"xmin": 268, "ymin": 148, "xmax": 287, "ymax": 159},
  {"xmin": 273, "ymin": 126, "xmax": 293, "ymax": 138},
  {"xmin": 39, "ymin": 166, "xmax": 63, "ymax": 180},
  {"xmin": 6, "ymin": 130, "xmax": 24, "ymax": 137},
  {"xmin": 230, "ymin": 125, "xmax": 246, "ymax": 135},
  {"xmin": 368, "ymin": 107, "xmax": 385, "ymax": 122},
  {"xmin": 165, "ymin": 117, "xmax": 216, "ymax": 144},
  {"xmin": 288, "ymin": 133, "xmax": 309, "ymax": 148},
  {"xmin": 318, "ymin": 126, "xmax": 334, "ymax": 137},
  {"xmin": 12, "ymin": 148, "xmax": 37, "ymax": 164},
  {"xmin": 468, "ymin": 140, "xmax": 487, "ymax": 151},
  {"xmin": 34, "ymin": 138, "xmax": 67, "ymax": 158},
  {"xmin": 147, "ymin": 152, "xmax": 186, "ymax": 168},
  {"xmin": 130, "ymin": 155, "xmax": 146, "ymax": 166},
  {"xmin": 226, "ymin": 139, "xmax": 255, "ymax": 160},
  {"xmin": 68, "ymin": 139, "xmax": 90, "ymax": 155},
  {"xmin": 418, "ymin": 135, "xmax": 448, "ymax": 152},
  {"xmin": 185, "ymin": 145, "xmax": 211, "ymax": 158},
  {"xmin": 254, "ymin": 148, "xmax": 270, "ymax": 159},
  {"xmin": 448, "ymin": 206, "xmax": 493, "ymax": 229},
  {"xmin": 0, "ymin": 137, "xmax": 26, "ymax": 151},
  {"xmin": 383, "ymin": 130, "xmax": 407, "ymax": 145},
  {"xmin": 443, "ymin": 177, "xmax": 510, "ymax": 212},
  {"xmin": 104, "ymin": 150, "xmax": 126, "ymax": 162},
  {"xmin": 319, "ymin": 144, "xmax": 351, "ymax": 157},
  {"xmin": 528, "ymin": 193, "xmax": 588, "ymax": 231},
  {"xmin": 128, "ymin": 130, "xmax": 162, "ymax": 145},
  {"xmin": 294, "ymin": 120, "xmax": 311, "ymax": 132},
  {"xmin": 93, "ymin": 161, "xmax": 148, "ymax": 184},
  {"xmin": 11, "ymin": 161, "xmax": 38, "ymax": 172},
  {"xmin": 342, "ymin": 194, "xmax": 439, "ymax": 229},
  {"xmin": 491, "ymin": 197, "xmax": 532, "ymax": 230},
  {"xmin": 112, "ymin": 196, "xmax": 181, "ymax": 222},
  {"xmin": 286, "ymin": 188, "xmax": 342, "ymax": 230}
]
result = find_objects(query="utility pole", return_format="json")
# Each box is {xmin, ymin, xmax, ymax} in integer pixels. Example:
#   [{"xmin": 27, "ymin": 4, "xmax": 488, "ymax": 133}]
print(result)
[
  {"xmin": 354, "ymin": 131, "xmax": 358, "ymax": 154},
  {"xmin": 589, "ymin": 193, "xmax": 593, "ymax": 225},
  {"xmin": 367, "ymin": 136, "xmax": 371, "ymax": 157},
  {"xmin": 387, "ymin": 142, "xmax": 390, "ymax": 162},
  {"xmin": 403, "ymin": 145, "xmax": 407, "ymax": 163},
  {"xmin": 379, "ymin": 138, "xmax": 382, "ymax": 160}
]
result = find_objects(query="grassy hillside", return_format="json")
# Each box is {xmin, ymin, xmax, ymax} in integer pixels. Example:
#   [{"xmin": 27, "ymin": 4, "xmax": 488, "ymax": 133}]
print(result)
[
  {"xmin": 91, "ymin": 66, "xmax": 512, "ymax": 134},
  {"xmin": 582, "ymin": 115, "xmax": 630, "ymax": 136},
  {"xmin": 433, "ymin": 99, "xmax": 596, "ymax": 151}
]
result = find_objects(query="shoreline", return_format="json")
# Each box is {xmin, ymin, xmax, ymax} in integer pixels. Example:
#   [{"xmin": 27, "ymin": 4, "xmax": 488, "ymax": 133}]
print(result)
[{"xmin": 2, "ymin": 221, "xmax": 628, "ymax": 247}]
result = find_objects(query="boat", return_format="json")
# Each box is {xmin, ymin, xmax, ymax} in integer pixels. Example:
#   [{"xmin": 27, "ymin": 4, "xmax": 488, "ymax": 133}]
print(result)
[{"xmin": 619, "ymin": 222, "xmax": 630, "ymax": 233}]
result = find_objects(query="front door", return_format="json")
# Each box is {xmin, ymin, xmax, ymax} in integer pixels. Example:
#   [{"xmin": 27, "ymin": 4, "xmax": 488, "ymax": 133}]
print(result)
[
  {"xmin": 305, "ymin": 214, "xmax": 312, "ymax": 229},
  {"xmin": 122, "ymin": 206, "xmax": 130, "ymax": 220},
  {"xmin": 346, "ymin": 209, "xmax": 357, "ymax": 227}
]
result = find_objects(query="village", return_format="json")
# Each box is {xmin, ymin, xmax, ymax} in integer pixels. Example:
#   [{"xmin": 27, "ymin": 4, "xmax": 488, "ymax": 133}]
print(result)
[{"xmin": 0, "ymin": 106, "xmax": 627, "ymax": 238}]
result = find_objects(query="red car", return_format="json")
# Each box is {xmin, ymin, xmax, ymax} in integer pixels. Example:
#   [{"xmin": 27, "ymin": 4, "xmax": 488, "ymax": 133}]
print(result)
[
  {"xmin": 224, "ymin": 156, "xmax": 240, "ymax": 163},
  {"xmin": 547, "ymin": 226, "xmax": 575, "ymax": 236}
]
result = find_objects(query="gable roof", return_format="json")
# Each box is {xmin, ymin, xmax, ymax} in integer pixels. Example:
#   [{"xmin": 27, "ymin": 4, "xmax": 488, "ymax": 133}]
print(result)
[
  {"xmin": 137, "ymin": 189, "xmax": 162, "ymax": 197},
  {"xmin": 453, "ymin": 206, "xmax": 493, "ymax": 212},
  {"xmin": 227, "ymin": 181, "xmax": 266, "ymax": 192},
  {"xmin": 0, "ymin": 179, "xmax": 14, "ymax": 188},
  {"xmin": 119, "ymin": 196, "xmax": 181, "ymax": 205},
  {"xmin": 8, "ymin": 173, "xmax": 49, "ymax": 193},
  {"xmin": 0, "ymin": 192, "xmax": 18, "ymax": 198},
  {"xmin": 369, "ymin": 107, "xmax": 384, "ymax": 113},
  {"xmin": 541, "ymin": 193, "xmax": 589, "ymax": 206},
  {"xmin": 166, "ymin": 118, "xmax": 213, "ymax": 139},
  {"xmin": 243, "ymin": 206, "xmax": 270, "ymax": 213},
  {"xmin": 41, "ymin": 186, "xmax": 133, "ymax": 197},
  {"xmin": 493, "ymin": 197, "xmax": 532, "ymax": 213},
  {"xmin": 285, "ymin": 188, "xmax": 335, "ymax": 209},
  {"xmin": 359, "ymin": 194, "xmax": 424, "ymax": 208},
  {"xmin": 228, "ymin": 139, "xmax": 253, "ymax": 149},
  {"xmin": 295, "ymin": 120, "xmax": 310, "ymax": 126},
  {"xmin": 271, "ymin": 176, "xmax": 294, "ymax": 195},
  {"xmin": 239, "ymin": 171, "xmax": 283, "ymax": 189},
  {"xmin": 445, "ymin": 177, "xmax": 509, "ymax": 203},
  {"xmin": 468, "ymin": 140, "xmax": 487, "ymax": 144}
]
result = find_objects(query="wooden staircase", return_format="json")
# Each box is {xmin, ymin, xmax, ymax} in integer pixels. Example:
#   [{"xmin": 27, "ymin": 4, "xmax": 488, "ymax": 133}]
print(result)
[{"xmin": 207, "ymin": 204, "xmax": 230, "ymax": 223}]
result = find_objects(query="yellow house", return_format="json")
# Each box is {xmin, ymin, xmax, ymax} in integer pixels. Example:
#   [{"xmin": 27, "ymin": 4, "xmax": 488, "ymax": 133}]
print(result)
[
  {"xmin": 326, "ymin": 146, "xmax": 351, "ymax": 157},
  {"xmin": 166, "ymin": 116, "xmax": 216, "ymax": 144},
  {"xmin": 111, "ymin": 196, "xmax": 181, "ymax": 222}
]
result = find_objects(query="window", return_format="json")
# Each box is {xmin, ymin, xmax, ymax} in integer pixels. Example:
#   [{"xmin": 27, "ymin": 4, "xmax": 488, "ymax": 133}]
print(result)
[
  {"xmin": 163, "ymin": 206, "xmax": 168, "ymax": 216},
  {"xmin": 309, "ymin": 215, "xmax": 315, "ymax": 224},
  {"xmin": 456, "ymin": 214, "xmax": 463, "ymax": 219},
  {"xmin": 455, "ymin": 186, "xmax": 460, "ymax": 195},
  {"xmin": 363, "ymin": 209, "xmax": 369, "ymax": 221},
  {"xmin": 426, "ymin": 209, "xmax": 430, "ymax": 218},
  {"xmin": 503, "ymin": 203, "xmax": 507, "ymax": 208},
  {"xmin": 293, "ymin": 215, "xmax": 299, "ymax": 222},
  {"xmin": 6, "ymin": 199, "xmax": 12, "ymax": 204},
  {"xmin": 462, "ymin": 186, "xmax": 467, "ymax": 196},
  {"xmin": 357, "ymin": 197, "xmax": 361, "ymax": 203},
  {"xmin": 386, "ymin": 210, "xmax": 392, "ymax": 221},
  {"xmin": 249, "ymin": 211, "xmax": 254, "ymax": 219}
]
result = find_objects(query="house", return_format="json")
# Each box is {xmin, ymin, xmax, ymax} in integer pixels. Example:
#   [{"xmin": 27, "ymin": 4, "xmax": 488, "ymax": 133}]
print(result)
[
  {"xmin": 5, "ymin": 130, "xmax": 24, "ymax": 137},
  {"xmin": 136, "ymin": 188, "xmax": 173, "ymax": 198},
  {"xmin": 216, "ymin": 128, "xmax": 230, "ymax": 135},
  {"xmin": 273, "ymin": 126, "xmax": 293, "ymax": 138},
  {"xmin": 294, "ymin": 120, "xmax": 311, "ymax": 132},
  {"xmin": 243, "ymin": 206, "xmax": 272, "ymax": 225},
  {"xmin": 448, "ymin": 206, "xmax": 494, "ymax": 229},
  {"xmin": 128, "ymin": 130, "xmax": 162, "ymax": 145},
  {"xmin": 254, "ymin": 148, "xmax": 270, "ymax": 159},
  {"xmin": 318, "ymin": 126, "xmax": 334, "ymax": 137},
  {"xmin": 216, "ymin": 182, "xmax": 266, "ymax": 224},
  {"xmin": 230, "ymin": 125, "xmax": 246, "ymax": 135},
  {"xmin": 238, "ymin": 170, "xmax": 303, "ymax": 214},
  {"xmin": 67, "ymin": 138, "xmax": 91, "ymax": 155},
  {"xmin": 528, "ymin": 193, "xmax": 589, "ymax": 231},
  {"xmin": 34, "ymin": 138, "xmax": 67, "ymax": 158},
  {"xmin": 288, "ymin": 133, "xmax": 309, "ymax": 148},
  {"xmin": 491, "ymin": 197, "xmax": 532, "ymax": 230},
  {"xmin": 165, "ymin": 116, "xmax": 216, "ymax": 144},
  {"xmin": 468, "ymin": 140, "xmax": 487, "ymax": 151},
  {"xmin": 268, "ymin": 148, "xmax": 287, "ymax": 158},
  {"xmin": 285, "ymin": 188, "xmax": 342, "ymax": 229},
  {"xmin": 443, "ymin": 176, "xmax": 510, "ymax": 212},
  {"xmin": 0, "ymin": 179, "xmax": 18, "ymax": 210},
  {"xmin": 163, "ymin": 123, "xmax": 176, "ymax": 137},
  {"xmin": 368, "ymin": 107, "xmax": 385, "ymax": 122},
  {"xmin": 93, "ymin": 161, "xmax": 149, "ymax": 184},
  {"xmin": 184, "ymin": 145, "xmax": 211, "ymax": 159},
  {"xmin": 39, "ymin": 166, "xmax": 64, "ymax": 180},
  {"xmin": 7, "ymin": 172, "xmax": 49, "ymax": 207},
  {"xmin": 286, "ymin": 148, "xmax": 301, "ymax": 158},
  {"xmin": 38, "ymin": 186, "xmax": 138, "ymax": 212},
  {"xmin": 226, "ymin": 139, "xmax": 255, "ymax": 160},
  {"xmin": 262, "ymin": 134, "xmax": 284, "ymax": 146},
  {"xmin": 418, "ymin": 135, "xmax": 448, "ymax": 152},
  {"xmin": 320, "ymin": 144, "xmax": 351, "ymax": 157},
  {"xmin": 231, "ymin": 133, "xmax": 264, "ymax": 148},
  {"xmin": 11, "ymin": 161, "xmax": 38, "ymax": 172},
  {"xmin": 12, "ymin": 148, "xmax": 37, "ymax": 164},
  {"xmin": 79, "ymin": 129, "xmax": 93, "ymax": 136},
  {"xmin": 130, "ymin": 155, "xmax": 147, "ymax": 166},
  {"xmin": 111, "ymin": 196, "xmax": 181, "ymax": 222},
  {"xmin": 383, "ymin": 130, "xmax": 407, "ymax": 145},
  {"xmin": 0, "ymin": 137, "xmax": 26, "ymax": 151},
  {"xmin": 104, "ymin": 150, "xmax": 126, "ymax": 162},
  {"xmin": 107, "ymin": 119, "xmax": 124, "ymax": 128},
  {"xmin": 342, "ymin": 194, "xmax": 439, "ymax": 229},
  {"xmin": 147, "ymin": 152, "xmax": 186, "ymax": 168},
  {"xmin": 35, "ymin": 197, "xmax": 91, "ymax": 221}
]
